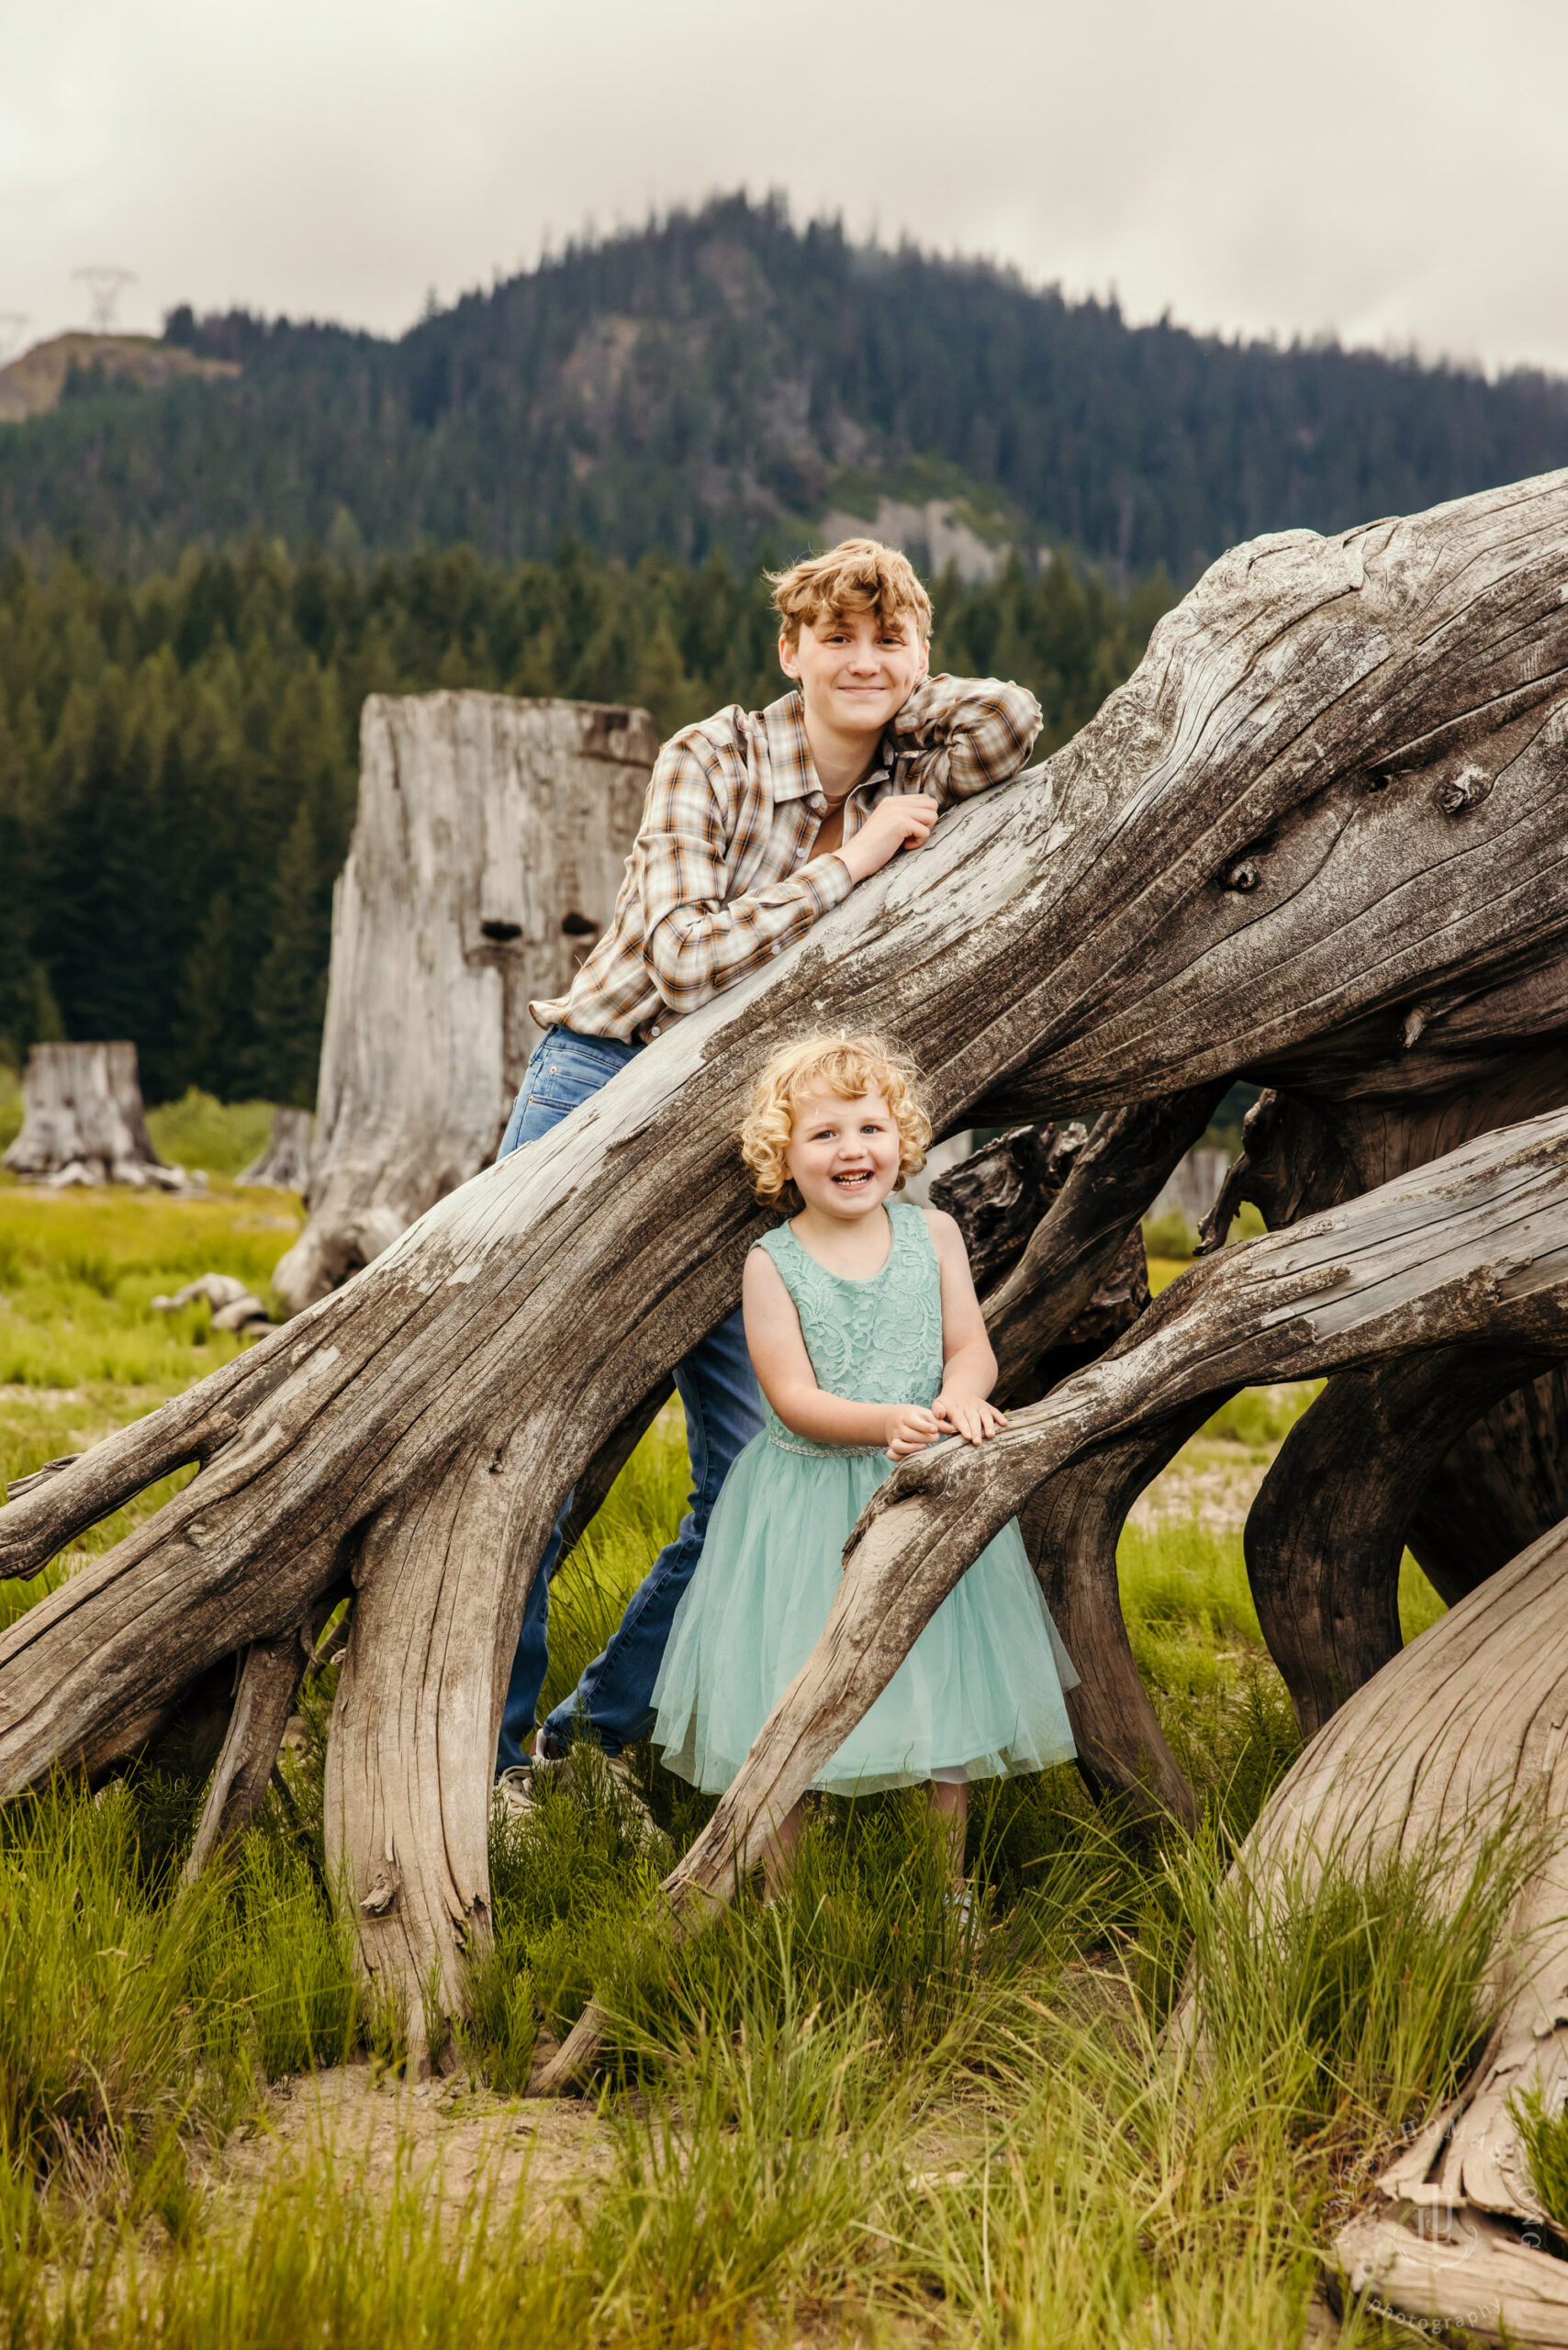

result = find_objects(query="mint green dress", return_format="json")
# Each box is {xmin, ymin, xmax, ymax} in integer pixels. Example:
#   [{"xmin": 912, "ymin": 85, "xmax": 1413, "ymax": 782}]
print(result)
[{"xmin": 650, "ymin": 1203, "xmax": 1079, "ymax": 1796}]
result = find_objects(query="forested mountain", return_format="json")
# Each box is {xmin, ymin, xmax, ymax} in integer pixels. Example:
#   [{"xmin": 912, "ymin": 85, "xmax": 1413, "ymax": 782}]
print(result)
[
  {"xmin": 0, "ymin": 540, "xmax": 1168, "ymax": 1102},
  {"xmin": 4, "ymin": 196, "xmax": 1566, "ymax": 583}
]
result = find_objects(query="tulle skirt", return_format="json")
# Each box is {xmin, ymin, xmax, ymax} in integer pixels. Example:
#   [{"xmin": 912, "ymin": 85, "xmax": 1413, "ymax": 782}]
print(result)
[{"xmin": 650, "ymin": 1433, "xmax": 1079, "ymax": 1796}]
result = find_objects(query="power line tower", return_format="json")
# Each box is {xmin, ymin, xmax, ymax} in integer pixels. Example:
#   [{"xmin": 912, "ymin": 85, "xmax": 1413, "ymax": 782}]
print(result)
[
  {"xmin": 0, "ymin": 314, "xmax": 29, "ymax": 364},
  {"xmin": 72, "ymin": 267, "xmax": 137, "ymax": 334}
]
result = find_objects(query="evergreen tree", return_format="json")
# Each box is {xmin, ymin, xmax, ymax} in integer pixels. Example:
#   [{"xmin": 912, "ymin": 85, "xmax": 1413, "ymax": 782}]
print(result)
[
  {"xmin": 1, "ymin": 197, "xmax": 1564, "ymax": 583},
  {"xmin": 248, "ymin": 805, "xmax": 330, "ymax": 1105},
  {"xmin": 176, "ymin": 893, "xmax": 240, "ymax": 1101}
]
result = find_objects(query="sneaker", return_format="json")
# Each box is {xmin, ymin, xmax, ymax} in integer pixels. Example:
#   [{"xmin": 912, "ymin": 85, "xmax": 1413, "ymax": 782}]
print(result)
[{"xmin": 493, "ymin": 1753, "xmax": 561, "ymax": 1820}]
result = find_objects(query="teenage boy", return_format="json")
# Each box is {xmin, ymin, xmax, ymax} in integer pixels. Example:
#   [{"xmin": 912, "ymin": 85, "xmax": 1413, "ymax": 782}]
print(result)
[{"xmin": 495, "ymin": 537, "xmax": 1041, "ymax": 1797}]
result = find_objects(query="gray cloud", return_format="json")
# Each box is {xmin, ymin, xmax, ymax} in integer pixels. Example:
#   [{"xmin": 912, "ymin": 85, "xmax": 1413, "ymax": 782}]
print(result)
[{"xmin": 4, "ymin": 0, "xmax": 1565, "ymax": 374}]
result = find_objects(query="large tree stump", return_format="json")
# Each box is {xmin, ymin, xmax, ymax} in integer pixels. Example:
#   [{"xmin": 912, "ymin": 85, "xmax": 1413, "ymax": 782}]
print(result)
[
  {"xmin": 272, "ymin": 692, "xmax": 656, "ymax": 1312},
  {"xmin": 3, "ymin": 1041, "xmax": 179, "ymax": 1189},
  {"xmin": 3, "ymin": 470, "xmax": 1568, "ymax": 2066}
]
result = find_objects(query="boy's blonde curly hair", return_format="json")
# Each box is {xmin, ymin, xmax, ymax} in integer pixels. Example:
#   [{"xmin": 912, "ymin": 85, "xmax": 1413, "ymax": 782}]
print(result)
[
  {"xmin": 740, "ymin": 1033, "xmax": 932, "ymax": 1212},
  {"xmin": 766, "ymin": 538, "xmax": 933, "ymax": 649}
]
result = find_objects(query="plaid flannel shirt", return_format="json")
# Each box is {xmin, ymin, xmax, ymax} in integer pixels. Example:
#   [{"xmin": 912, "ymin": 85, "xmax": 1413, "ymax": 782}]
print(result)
[{"xmin": 531, "ymin": 673, "xmax": 1043, "ymax": 1043}]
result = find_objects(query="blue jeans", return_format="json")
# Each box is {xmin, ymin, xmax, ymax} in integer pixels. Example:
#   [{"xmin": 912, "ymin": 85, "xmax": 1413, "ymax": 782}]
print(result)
[{"xmin": 495, "ymin": 1026, "xmax": 763, "ymax": 1771}]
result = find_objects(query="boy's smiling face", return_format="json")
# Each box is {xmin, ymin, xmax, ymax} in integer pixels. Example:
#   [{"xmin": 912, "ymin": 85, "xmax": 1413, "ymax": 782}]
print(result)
[{"xmin": 778, "ymin": 605, "xmax": 928, "ymax": 745}]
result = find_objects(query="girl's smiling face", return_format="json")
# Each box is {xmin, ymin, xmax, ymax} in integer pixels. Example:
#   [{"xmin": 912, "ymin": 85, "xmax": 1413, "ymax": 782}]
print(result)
[{"xmin": 784, "ymin": 1088, "xmax": 902, "ymax": 1222}]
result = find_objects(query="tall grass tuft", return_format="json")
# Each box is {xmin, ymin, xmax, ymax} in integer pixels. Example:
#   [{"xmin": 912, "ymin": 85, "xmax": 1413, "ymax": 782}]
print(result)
[
  {"xmin": 1165, "ymin": 1806, "xmax": 1541, "ymax": 2134},
  {"xmin": 585, "ymin": 1979, "xmax": 904, "ymax": 2341},
  {"xmin": 1512, "ymin": 2077, "xmax": 1568, "ymax": 2238},
  {"xmin": 0, "ymin": 1772, "xmax": 359, "ymax": 2215}
]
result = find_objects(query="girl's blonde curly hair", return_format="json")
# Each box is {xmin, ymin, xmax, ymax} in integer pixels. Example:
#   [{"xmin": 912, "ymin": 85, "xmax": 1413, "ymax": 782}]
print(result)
[{"xmin": 739, "ymin": 1034, "xmax": 932, "ymax": 1212}]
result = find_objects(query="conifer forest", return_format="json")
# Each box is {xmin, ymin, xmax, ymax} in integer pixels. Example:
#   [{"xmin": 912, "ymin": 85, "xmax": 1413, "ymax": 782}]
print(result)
[{"xmin": 0, "ymin": 538, "xmax": 1170, "ymax": 1102}]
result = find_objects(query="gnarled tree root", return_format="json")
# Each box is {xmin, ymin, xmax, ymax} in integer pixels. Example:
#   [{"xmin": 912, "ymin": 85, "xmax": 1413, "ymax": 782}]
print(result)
[
  {"xmin": 1243, "ymin": 1347, "xmax": 1560, "ymax": 1737},
  {"xmin": 1019, "ymin": 1403, "xmax": 1219, "ymax": 1826},
  {"xmin": 1412, "ymin": 1361, "xmax": 1568, "ymax": 1606},
  {"xmin": 536, "ymin": 1111, "xmax": 1568, "ymax": 2092},
  {"xmin": 182, "ymin": 1599, "xmax": 338, "ymax": 1882}
]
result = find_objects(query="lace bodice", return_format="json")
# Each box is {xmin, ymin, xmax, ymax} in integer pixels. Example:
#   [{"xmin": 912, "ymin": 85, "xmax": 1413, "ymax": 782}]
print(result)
[{"xmin": 752, "ymin": 1203, "xmax": 945, "ymax": 1458}]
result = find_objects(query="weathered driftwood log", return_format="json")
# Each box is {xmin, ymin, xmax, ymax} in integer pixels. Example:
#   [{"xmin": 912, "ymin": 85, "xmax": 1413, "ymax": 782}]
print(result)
[
  {"xmin": 540, "ymin": 1108, "xmax": 1568, "ymax": 2089},
  {"xmin": 1244, "ymin": 1348, "xmax": 1561, "ymax": 1736},
  {"xmin": 238, "ymin": 1106, "xmax": 313, "ymax": 1191},
  {"xmin": 930, "ymin": 1093, "xmax": 1222, "ymax": 1822},
  {"xmin": 928, "ymin": 1105, "xmax": 1177, "ymax": 1399},
  {"xmin": 3, "ymin": 1041, "xmax": 178, "ymax": 1188},
  {"xmin": 180, "ymin": 1592, "xmax": 341, "ymax": 1882},
  {"xmin": 3, "ymin": 472, "xmax": 1568, "ymax": 2058},
  {"xmin": 1022, "ymin": 1400, "xmax": 1218, "ymax": 1825},
  {"xmin": 1209, "ymin": 1517, "xmax": 1568, "ymax": 2341},
  {"xmin": 969, "ymin": 1089, "xmax": 1223, "ymax": 1401},
  {"xmin": 1205, "ymin": 1063, "xmax": 1568, "ymax": 1718},
  {"xmin": 272, "ymin": 692, "xmax": 656, "ymax": 1314},
  {"xmin": 1408, "ymin": 1363, "xmax": 1568, "ymax": 1605}
]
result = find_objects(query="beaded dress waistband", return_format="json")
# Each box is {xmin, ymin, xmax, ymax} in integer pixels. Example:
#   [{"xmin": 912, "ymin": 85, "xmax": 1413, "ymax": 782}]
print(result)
[{"xmin": 767, "ymin": 1431, "xmax": 886, "ymax": 1460}]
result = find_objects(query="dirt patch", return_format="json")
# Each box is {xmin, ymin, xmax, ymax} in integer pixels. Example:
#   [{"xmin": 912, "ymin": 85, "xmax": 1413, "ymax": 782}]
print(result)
[
  {"xmin": 1130, "ymin": 1442, "xmax": 1270, "ymax": 1538},
  {"xmin": 210, "ymin": 2063, "xmax": 614, "ymax": 2229}
]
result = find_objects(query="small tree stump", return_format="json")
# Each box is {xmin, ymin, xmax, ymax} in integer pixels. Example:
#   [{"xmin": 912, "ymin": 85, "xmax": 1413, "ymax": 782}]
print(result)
[
  {"xmin": 272, "ymin": 692, "xmax": 657, "ymax": 1314},
  {"xmin": 2, "ymin": 1042, "xmax": 178, "ymax": 1188},
  {"xmin": 239, "ymin": 1106, "xmax": 312, "ymax": 1191}
]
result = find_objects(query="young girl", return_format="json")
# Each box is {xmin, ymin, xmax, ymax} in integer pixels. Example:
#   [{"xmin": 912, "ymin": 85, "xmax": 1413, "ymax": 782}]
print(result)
[{"xmin": 650, "ymin": 1034, "xmax": 1078, "ymax": 1891}]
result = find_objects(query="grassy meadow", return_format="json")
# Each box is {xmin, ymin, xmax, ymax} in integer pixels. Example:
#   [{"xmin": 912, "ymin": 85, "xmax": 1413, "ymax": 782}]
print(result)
[{"xmin": 0, "ymin": 1153, "xmax": 1505, "ymax": 2348}]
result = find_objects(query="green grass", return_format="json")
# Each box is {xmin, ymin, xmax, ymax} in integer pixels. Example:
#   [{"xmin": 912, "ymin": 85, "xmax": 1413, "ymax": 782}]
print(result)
[
  {"xmin": 0, "ymin": 1188, "xmax": 1513, "ymax": 2346},
  {"xmin": 0, "ymin": 1182, "xmax": 302, "ymax": 1567}
]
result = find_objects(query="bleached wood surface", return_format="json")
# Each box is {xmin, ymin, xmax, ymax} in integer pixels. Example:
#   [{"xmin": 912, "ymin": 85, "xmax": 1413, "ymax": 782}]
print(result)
[
  {"xmin": 272, "ymin": 691, "xmax": 655, "ymax": 1311},
  {"xmin": 1207, "ymin": 1512, "xmax": 1568, "ymax": 2341},
  {"xmin": 238, "ymin": 1106, "xmax": 312, "ymax": 1191},
  {"xmin": 3, "ymin": 1041, "xmax": 174, "ymax": 1186}
]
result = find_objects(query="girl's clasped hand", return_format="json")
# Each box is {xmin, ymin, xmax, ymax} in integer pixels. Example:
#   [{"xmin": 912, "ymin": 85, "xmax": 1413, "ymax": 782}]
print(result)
[{"xmin": 885, "ymin": 1393, "xmax": 1010, "ymax": 1460}]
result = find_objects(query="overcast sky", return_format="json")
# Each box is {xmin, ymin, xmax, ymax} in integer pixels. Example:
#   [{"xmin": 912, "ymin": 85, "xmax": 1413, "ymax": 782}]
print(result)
[{"xmin": 4, "ymin": 0, "xmax": 1565, "ymax": 375}]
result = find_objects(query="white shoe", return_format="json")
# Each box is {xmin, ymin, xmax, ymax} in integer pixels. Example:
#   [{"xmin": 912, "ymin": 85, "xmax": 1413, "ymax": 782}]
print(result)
[{"xmin": 493, "ymin": 1751, "xmax": 560, "ymax": 1819}]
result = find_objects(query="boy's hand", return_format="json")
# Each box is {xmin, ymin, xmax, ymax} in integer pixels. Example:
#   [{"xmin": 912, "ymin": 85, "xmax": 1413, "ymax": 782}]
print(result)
[
  {"xmin": 838, "ymin": 794, "xmax": 940, "ymax": 884},
  {"xmin": 933, "ymin": 1391, "xmax": 1009, "ymax": 1446},
  {"xmin": 884, "ymin": 1403, "xmax": 944, "ymax": 1461}
]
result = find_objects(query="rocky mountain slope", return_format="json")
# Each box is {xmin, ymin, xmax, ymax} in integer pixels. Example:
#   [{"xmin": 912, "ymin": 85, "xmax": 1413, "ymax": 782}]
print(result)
[{"xmin": 3, "ymin": 195, "xmax": 1565, "ymax": 578}]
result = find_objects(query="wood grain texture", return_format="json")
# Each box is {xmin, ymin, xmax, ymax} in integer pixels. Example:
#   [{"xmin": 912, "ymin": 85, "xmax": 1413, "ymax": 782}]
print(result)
[
  {"xmin": 978, "ymin": 1087, "xmax": 1222, "ymax": 1398},
  {"xmin": 181, "ymin": 1599, "xmax": 337, "ymax": 1881},
  {"xmin": 6, "ymin": 473, "xmax": 1568, "ymax": 2051},
  {"xmin": 273, "ymin": 691, "xmax": 655, "ymax": 1312},
  {"xmin": 1019, "ymin": 1403, "xmax": 1215, "ymax": 1824},
  {"xmin": 1215, "ymin": 1514, "xmax": 1568, "ymax": 2338},
  {"xmin": 1410, "ymin": 1364, "xmax": 1568, "ymax": 1605}
]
